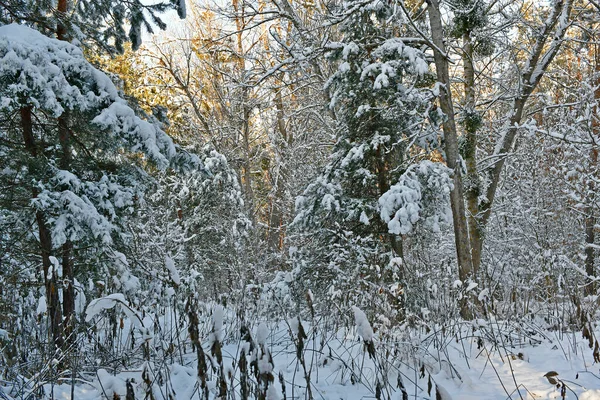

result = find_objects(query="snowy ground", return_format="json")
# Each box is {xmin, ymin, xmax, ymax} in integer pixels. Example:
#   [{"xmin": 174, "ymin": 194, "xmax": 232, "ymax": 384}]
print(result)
[
  {"xmin": 27, "ymin": 320, "xmax": 600, "ymax": 400},
  {"xmin": 426, "ymin": 331, "xmax": 600, "ymax": 400}
]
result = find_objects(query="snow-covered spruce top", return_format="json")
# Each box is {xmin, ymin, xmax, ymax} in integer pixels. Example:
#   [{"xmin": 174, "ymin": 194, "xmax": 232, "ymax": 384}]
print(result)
[{"xmin": 0, "ymin": 23, "xmax": 199, "ymax": 171}]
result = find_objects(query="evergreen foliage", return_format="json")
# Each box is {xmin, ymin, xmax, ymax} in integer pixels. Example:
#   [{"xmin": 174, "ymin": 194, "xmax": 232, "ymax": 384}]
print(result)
[
  {"xmin": 0, "ymin": 0, "xmax": 186, "ymax": 52},
  {"xmin": 291, "ymin": 0, "xmax": 450, "ymax": 322},
  {"xmin": 0, "ymin": 22, "xmax": 198, "ymax": 364}
]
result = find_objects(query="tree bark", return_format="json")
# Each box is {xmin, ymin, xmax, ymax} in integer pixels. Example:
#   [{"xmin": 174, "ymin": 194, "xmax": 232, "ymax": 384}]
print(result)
[
  {"xmin": 462, "ymin": 30, "xmax": 484, "ymax": 275},
  {"xmin": 21, "ymin": 106, "xmax": 64, "ymax": 350},
  {"xmin": 232, "ymin": 0, "xmax": 255, "ymax": 217},
  {"xmin": 241, "ymin": 87, "xmax": 254, "ymax": 216},
  {"xmin": 56, "ymin": 0, "xmax": 68, "ymax": 41},
  {"xmin": 56, "ymin": 0, "xmax": 76, "ymax": 346},
  {"xmin": 425, "ymin": 0, "xmax": 572, "ymax": 318},
  {"xmin": 375, "ymin": 145, "xmax": 404, "ymax": 258},
  {"xmin": 57, "ymin": 110, "xmax": 75, "ymax": 344},
  {"xmin": 267, "ymin": 91, "xmax": 288, "ymax": 251},
  {"xmin": 427, "ymin": 1, "xmax": 473, "ymax": 290},
  {"xmin": 584, "ymin": 191, "xmax": 596, "ymax": 296}
]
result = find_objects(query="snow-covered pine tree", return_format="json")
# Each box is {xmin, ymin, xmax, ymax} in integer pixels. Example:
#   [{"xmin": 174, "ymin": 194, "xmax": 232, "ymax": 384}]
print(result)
[
  {"xmin": 290, "ymin": 0, "xmax": 451, "ymax": 322},
  {"xmin": 0, "ymin": 0, "xmax": 186, "ymax": 52},
  {"xmin": 0, "ymin": 23, "xmax": 199, "ymax": 363}
]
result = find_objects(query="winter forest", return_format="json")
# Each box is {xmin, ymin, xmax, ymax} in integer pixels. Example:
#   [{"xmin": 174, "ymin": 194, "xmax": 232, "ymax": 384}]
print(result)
[{"xmin": 2, "ymin": 0, "xmax": 600, "ymax": 398}]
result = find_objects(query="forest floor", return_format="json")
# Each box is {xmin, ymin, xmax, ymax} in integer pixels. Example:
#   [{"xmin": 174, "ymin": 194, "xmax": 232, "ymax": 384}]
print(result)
[{"xmin": 34, "ymin": 319, "xmax": 600, "ymax": 400}]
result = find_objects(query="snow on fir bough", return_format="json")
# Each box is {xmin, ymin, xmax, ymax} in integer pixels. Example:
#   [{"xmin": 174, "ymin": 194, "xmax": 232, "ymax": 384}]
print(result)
[
  {"xmin": 0, "ymin": 22, "xmax": 204, "ymax": 301},
  {"xmin": 85, "ymin": 293, "xmax": 145, "ymax": 329},
  {"xmin": 0, "ymin": 23, "xmax": 200, "ymax": 171},
  {"xmin": 379, "ymin": 160, "xmax": 453, "ymax": 235}
]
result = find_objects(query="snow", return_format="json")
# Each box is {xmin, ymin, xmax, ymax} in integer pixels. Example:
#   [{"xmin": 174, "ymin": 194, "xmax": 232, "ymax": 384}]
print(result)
[
  {"xmin": 95, "ymin": 369, "xmax": 127, "ymax": 398},
  {"xmin": 3, "ymin": 5, "xmax": 599, "ymax": 400},
  {"xmin": 340, "ymin": 143, "xmax": 366, "ymax": 168},
  {"xmin": 35, "ymin": 185, "xmax": 117, "ymax": 248},
  {"xmin": 478, "ymin": 288, "xmax": 490, "ymax": 301},
  {"xmin": 342, "ymin": 42, "xmax": 359, "ymax": 60},
  {"xmin": 0, "ymin": 23, "xmax": 199, "ymax": 172},
  {"xmin": 74, "ymin": 279, "xmax": 87, "ymax": 315},
  {"xmin": 288, "ymin": 317, "xmax": 300, "ymax": 336},
  {"xmin": 379, "ymin": 161, "xmax": 453, "ymax": 235},
  {"xmin": 355, "ymin": 104, "xmax": 370, "ymax": 117},
  {"xmin": 0, "ymin": 23, "xmax": 204, "ymax": 299},
  {"xmin": 256, "ymin": 322, "xmax": 270, "ymax": 346},
  {"xmin": 351, "ymin": 306, "xmax": 374, "ymax": 342},
  {"xmin": 48, "ymin": 256, "xmax": 60, "ymax": 278},
  {"xmin": 211, "ymin": 305, "xmax": 225, "ymax": 342},
  {"xmin": 0, "ymin": 24, "xmax": 115, "ymax": 117},
  {"xmin": 307, "ymin": 289, "xmax": 314, "ymax": 302},
  {"xmin": 465, "ymin": 280, "xmax": 478, "ymax": 292},
  {"xmin": 373, "ymin": 67, "xmax": 390, "ymax": 89},
  {"xmin": 38, "ymin": 314, "xmax": 600, "ymax": 400},
  {"xmin": 165, "ymin": 255, "xmax": 181, "ymax": 286},
  {"xmin": 581, "ymin": 390, "xmax": 600, "ymax": 400},
  {"xmin": 92, "ymin": 102, "xmax": 176, "ymax": 170},
  {"xmin": 36, "ymin": 296, "xmax": 47, "ymax": 315},
  {"xmin": 435, "ymin": 382, "xmax": 453, "ymax": 400},
  {"xmin": 266, "ymin": 385, "xmax": 281, "ymax": 400},
  {"xmin": 85, "ymin": 293, "xmax": 127, "ymax": 322},
  {"xmin": 353, "ymin": 39, "xmax": 429, "ymax": 93},
  {"xmin": 359, "ymin": 210, "xmax": 370, "ymax": 225},
  {"xmin": 257, "ymin": 353, "xmax": 274, "ymax": 374}
]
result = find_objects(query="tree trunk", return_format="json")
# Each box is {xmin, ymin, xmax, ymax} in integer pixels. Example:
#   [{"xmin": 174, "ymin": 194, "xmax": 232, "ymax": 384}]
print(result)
[
  {"xmin": 462, "ymin": 30, "xmax": 484, "ymax": 275},
  {"xmin": 56, "ymin": 0, "xmax": 68, "ymax": 41},
  {"xmin": 56, "ymin": 0, "xmax": 76, "ymax": 346},
  {"xmin": 427, "ymin": 0, "xmax": 473, "ymax": 293},
  {"xmin": 21, "ymin": 106, "xmax": 64, "ymax": 350},
  {"xmin": 232, "ymin": 0, "xmax": 255, "ymax": 217},
  {"xmin": 375, "ymin": 146, "xmax": 403, "ymax": 258},
  {"xmin": 241, "ymin": 87, "xmax": 254, "ymax": 216},
  {"xmin": 267, "ymin": 91, "xmax": 289, "ymax": 251},
  {"xmin": 58, "ymin": 110, "xmax": 75, "ymax": 344}
]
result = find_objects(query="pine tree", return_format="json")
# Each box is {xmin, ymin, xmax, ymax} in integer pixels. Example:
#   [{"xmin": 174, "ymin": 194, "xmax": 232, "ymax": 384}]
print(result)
[
  {"xmin": 291, "ymin": 0, "xmax": 449, "ymax": 321},
  {"xmin": 0, "ymin": 23, "xmax": 198, "ymax": 361},
  {"xmin": 0, "ymin": 0, "xmax": 186, "ymax": 52}
]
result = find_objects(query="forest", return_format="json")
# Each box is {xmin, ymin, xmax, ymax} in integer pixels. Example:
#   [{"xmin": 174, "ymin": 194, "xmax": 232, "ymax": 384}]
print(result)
[{"xmin": 1, "ymin": 0, "xmax": 600, "ymax": 399}]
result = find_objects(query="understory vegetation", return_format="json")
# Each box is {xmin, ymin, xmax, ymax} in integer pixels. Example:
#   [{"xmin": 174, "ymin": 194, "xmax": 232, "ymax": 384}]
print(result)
[{"xmin": 1, "ymin": 0, "xmax": 600, "ymax": 399}]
